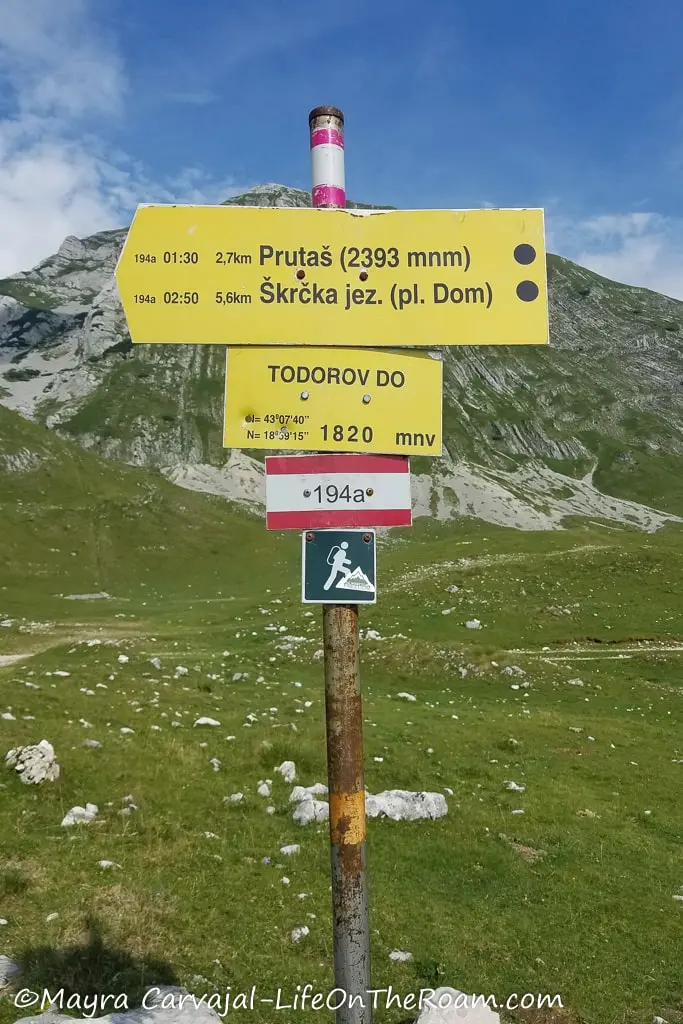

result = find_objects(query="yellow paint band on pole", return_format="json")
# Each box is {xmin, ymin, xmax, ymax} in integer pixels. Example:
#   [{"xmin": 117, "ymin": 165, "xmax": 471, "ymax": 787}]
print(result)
[{"xmin": 329, "ymin": 790, "xmax": 367, "ymax": 845}]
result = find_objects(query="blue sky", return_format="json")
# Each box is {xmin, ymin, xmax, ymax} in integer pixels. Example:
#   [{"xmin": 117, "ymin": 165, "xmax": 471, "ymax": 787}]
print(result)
[{"xmin": 1, "ymin": 0, "xmax": 682, "ymax": 297}]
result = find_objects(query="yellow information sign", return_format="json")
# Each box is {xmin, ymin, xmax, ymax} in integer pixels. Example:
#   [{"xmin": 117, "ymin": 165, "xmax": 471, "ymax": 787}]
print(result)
[
  {"xmin": 224, "ymin": 346, "xmax": 443, "ymax": 455},
  {"xmin": 115, "ymin": 205, "xmax": 548, "ymax": 348}
]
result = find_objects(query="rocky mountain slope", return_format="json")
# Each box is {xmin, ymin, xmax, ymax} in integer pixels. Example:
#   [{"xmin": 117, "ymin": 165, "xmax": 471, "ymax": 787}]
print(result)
[{"xmin": 1, "ymin": 184, "xmax": 682, "ymax": 531}]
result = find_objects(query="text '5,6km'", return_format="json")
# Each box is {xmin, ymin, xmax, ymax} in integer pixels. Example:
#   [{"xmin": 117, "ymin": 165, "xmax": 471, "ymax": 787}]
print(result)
[{"xmin": 115, "ymin": 205, "xmax": 549, "ymax": 348}]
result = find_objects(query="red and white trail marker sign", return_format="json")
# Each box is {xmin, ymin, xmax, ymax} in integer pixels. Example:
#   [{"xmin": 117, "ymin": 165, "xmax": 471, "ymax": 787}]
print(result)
[{"xmin": 265, "ymin": 453, "xmax": 412, "ymax": 531}]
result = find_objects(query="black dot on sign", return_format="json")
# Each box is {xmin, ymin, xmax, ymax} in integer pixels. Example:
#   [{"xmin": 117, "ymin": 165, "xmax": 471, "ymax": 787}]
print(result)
[
  {"xmin": 516, "ymin": 280, "xmax": 539, "ymax": 302},
  {"xmin": 514, "ymin": 243, "xmax": 536, "ymax": 265}
]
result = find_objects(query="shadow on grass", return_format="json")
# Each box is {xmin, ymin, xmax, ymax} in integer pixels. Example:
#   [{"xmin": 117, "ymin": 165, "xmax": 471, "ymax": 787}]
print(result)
[{"xmin": 18, "ymin": 915, "xmax": 178, "ymax": 1008}]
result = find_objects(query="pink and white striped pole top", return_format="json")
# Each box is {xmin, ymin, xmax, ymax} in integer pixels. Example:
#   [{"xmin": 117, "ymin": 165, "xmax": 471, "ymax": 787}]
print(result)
[{"xmin": 308, "ymin": 105, "xmax": 345, "ymax": 210}]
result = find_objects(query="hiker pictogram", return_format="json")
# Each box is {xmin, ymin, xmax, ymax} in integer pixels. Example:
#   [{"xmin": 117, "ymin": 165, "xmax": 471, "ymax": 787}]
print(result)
[{"xmin": 302, "ymin": 529, "xmax": 377, "ymax": 604}]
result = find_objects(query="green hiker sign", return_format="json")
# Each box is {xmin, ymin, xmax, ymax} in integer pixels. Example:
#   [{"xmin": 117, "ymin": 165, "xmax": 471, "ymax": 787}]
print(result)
[{"xmin": 302, "ymin": 529, "xmax": 377, "ymax": 604}]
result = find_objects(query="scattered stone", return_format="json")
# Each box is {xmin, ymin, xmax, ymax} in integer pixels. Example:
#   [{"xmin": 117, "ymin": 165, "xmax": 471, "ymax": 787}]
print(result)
[
  {"xmin": 577, "ymin": 808, "xmax": 601, "ymax": 819},
  {"xmin": 83, "ymin": 739, "xmax": 102, "ymax": 748},
  {"xmin": 280, "ymin": 844, "xmax": 301, "ymax": 856},
  {"xmin": 149, "ymin": 657, "xmax": 162, "ymax": 670},
  {"xmin": 389, "ymin": 950, "xmax": 413, "ymax": 962},
  {"xmin": 194, "ymin": 717, "xmax": 221, "ymax": 727},
  {"xmin": 45, "ymin": 913, "xmax": 59, "ymax": 922},
  {"xmin": 504, "ymin": 780, "xmax": 526, "ymax": 793},
  {"xmin": 293, "ymin": 798, "xmax": 329, "ymax": 825},
  {"xmin": 257, "ymin": 780, "xmax": 272, "ymax": 797},
  {"xmin": 397, "ymin": 692, "xmax": 417, "ymax": 701},
  {"xmin": 117, "ymin": 655, "xmax": 129, "ymax": 664},
  {"xmin": 291, "ymin": 925, "xmax": 309, "ymax": 942},
  {"xmin": 0, "ymin": 954, "xmax": 22, "ymax": 986},
  {"xmin": 275, "ymin": 760, "xmax": 296, "ymax": 783},
  {"xmin": 61, "ymin": 803, "xmax": 98, "ymax": 826},
  {"xmin": 5, "ymin": 740, "xmax": 60, "ymax": 784},
  {"xmin": 225, "ymin": 793, "xmax": 244, "ymax": 804},
  {"xmin": 98, "ymin": 860, "xmax": 121, "ymax": 870},
  {"xmin": 465, "ymin": 619, "xmax": 482, "ymax": 629},
  {"xmin": 366, "ymin": 790, "xmax": 448, "ymax": 822},
  {"xmin": 209, "ymin": 758, "xmax": 222, "ymax": 772},
  {"xmin": 120, "ymin": 727, "xmax": 135, "ymax": 735}
]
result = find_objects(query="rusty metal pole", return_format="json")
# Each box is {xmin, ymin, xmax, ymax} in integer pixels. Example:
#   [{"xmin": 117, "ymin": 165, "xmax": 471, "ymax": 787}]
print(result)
[{"xmin": 309, "ymin": 106, "xmax": 372, "ymax": 1024}]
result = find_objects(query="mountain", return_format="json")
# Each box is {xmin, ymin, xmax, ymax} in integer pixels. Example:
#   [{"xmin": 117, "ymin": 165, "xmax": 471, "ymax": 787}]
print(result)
[{"xmin": 1, "ymin": 184, "xmax": 682, "ymax": 533}]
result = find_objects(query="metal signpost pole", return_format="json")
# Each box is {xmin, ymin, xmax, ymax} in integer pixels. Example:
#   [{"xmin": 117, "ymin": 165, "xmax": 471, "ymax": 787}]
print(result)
[{"xmin": 309, "ymin": 105, "xmax": 372, "ymax": 1024}]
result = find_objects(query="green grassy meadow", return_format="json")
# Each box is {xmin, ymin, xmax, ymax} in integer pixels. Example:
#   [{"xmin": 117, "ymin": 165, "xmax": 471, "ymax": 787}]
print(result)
[{"xmin": 0, "ymin": 426, "xmax": 682, "ymax": 1023}]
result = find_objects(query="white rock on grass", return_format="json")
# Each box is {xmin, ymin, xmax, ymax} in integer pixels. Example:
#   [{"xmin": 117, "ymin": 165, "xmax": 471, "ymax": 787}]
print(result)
[
  {"xmin": 504, "ymin": 781, "xmax": 526, "ymax": 793},
  {"xmin": 280, "ymin": 844, "xmax": 300, "ymax": 856},
  {"xmin": 397, "ymin": 692, "xmax": 417, "ymax": 701},
  {"xmin": 225, "ymin": 793, "xmax": 244, "ymax": 804},
  {"xmin": 416, "ymin": 988, "xmax": 500, "ymax": 1024},
  {"xmin": 194, "ymin": 717, "xmax": 221, "ymax": 727},
  {"xmin": 120, "ymin": 727, "xmax": 134, "ymax": 735},
  {"xmin": 291, "ymin": 925, "xmax": 309, "ymax": 942},
  {"xmin": 366, "ymin": 791, "xmax": 448, "ymax": 822},
  {"xmin": 83, "ymin": 739, "xmax": 101, "ymax": 748},
  {"xmin": 293, "ymin": 798, "xmax": 329, "ymax": 826},
  {"xmin": 149, "ymin": 657, "xmax": 162, "ymax": 670},
  {"xmin": 61, "ymin": 803, "xmax": 98, "ymax": 826},
  {"xmin": 0, "ymin": 954, "xmax": 22, "ymax": 985},
  {"xmin": 5, "ymin": 740, "xmax": 60, "ymax": 784},
  {"xmin": 389, "ymin": 950, "xmax": 413, "ymax": 962},
  {"xmin": 117, "ymin": 654, "xmax": 129, "ymax": 664},
  {"xmin": 209, "ymin": 759, "xmax": 222, "ymax": 772},
  {"xmin": 257, "ymin": 780, "xmax": 272, "ymax": 798},
  {"xmin": 275, "ymin": 760, "xmax": 296, "ymax": 783},
  {"xmin": 98, "ymin": 860, "xmax": 121, "ymax": 870},
  {"xmin": 465, "ymin": 619, "xmax": 482, "ymax": 630}
]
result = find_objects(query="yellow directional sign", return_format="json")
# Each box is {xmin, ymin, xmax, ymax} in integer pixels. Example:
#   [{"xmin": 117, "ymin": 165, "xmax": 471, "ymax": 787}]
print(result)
[
  {"xmin": 115, "ymin": 205, "xmax": 548, "ymax": 348},
  {"xmin": 224, "ymin": 346, "xmax": 443, "ymax": 455}
]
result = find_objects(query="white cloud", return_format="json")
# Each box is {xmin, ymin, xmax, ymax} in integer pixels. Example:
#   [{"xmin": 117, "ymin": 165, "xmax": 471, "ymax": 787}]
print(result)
[
  {"xmin": 0, "ymin": 0, "xmax": 244, "ymax": 278},
  {"xmin": 548, "ymin": 211, "xmax": 683, "ymax": 301}
]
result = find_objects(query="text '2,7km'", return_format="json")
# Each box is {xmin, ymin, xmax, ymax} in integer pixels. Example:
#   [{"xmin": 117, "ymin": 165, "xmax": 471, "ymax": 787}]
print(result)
[{"xmin": 115, "ymin": 205, "xmax": 549, "ymax": 347}]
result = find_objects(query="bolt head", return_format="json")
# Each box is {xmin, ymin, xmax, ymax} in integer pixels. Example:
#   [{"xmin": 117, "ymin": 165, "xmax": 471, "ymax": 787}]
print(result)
[
  {"xmin": 362, "ymin": 394, "xmax": 371, "ymax": 404},
  {"xmin": 366, "ymin": 488, "xmax": 374, "ymax": 496},
  {"xmin": 303, "ymin": 489, "xmax": 311, "ymax": 498},
  {"xmin": 300, "ymin": 390, "xmax": 310, "ymax": 400}
]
